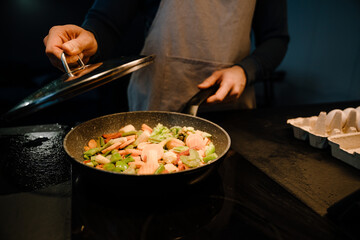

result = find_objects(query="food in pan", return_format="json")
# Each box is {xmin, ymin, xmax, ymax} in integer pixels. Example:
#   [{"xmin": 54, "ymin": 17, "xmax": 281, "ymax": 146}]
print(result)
[{"xmin": 82, "ymin": 123, "xmax": 218, "ymax": 175}]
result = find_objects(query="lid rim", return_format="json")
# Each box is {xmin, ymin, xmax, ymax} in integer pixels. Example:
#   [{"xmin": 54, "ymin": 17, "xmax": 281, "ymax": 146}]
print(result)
[{"xmin": 2, "ymin": 55, "xmax": 155, "ymax": 120}]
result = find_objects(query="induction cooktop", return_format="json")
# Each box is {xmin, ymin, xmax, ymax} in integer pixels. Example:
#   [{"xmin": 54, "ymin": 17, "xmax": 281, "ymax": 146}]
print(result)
[{"xmin": 0, "ymin": 124, "xmax": 356, "ymax": 240}]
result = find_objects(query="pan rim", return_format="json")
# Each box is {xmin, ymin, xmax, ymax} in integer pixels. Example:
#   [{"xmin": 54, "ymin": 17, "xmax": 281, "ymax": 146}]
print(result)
[{"xmin": 63, "ymin": 110, "xmax": 231, "ymax": 176}]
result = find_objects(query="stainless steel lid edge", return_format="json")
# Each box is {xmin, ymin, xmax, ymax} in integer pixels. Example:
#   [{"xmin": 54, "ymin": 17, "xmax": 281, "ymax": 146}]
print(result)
[{"xmin": 2, "ymin": 55, "xmax": 155, "ymax": 120}]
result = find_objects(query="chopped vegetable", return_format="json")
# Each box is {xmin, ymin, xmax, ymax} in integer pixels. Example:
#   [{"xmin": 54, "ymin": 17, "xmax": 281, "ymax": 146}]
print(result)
[
  {"xmin": 205, "ymin": 142, "xmax": 216, "ymax": 156},
  {"xmin": 115, "ymin": 161, "xmax": 129, "ymax": 171},
  {"xmin": 110, "ymin": 152, "xmax": 122, "ymax": 163},
  {"xmin": 149, "ymin": 124, "xmax": 172, "ymax": 143},
  {"xmin": 103, "ymin": 163, "xmax": 115, "ymax": 171},
  {"xmin": 154, "ymin": 164, "xmax": 165, "ymax": 174},
  {"xmin": 172, "ymin": 146, "xmax": 189, "ymax": 153},
  {"xmin": 203, "ymin": 153, "xmax": 218, "ymax": 163},
  {"xmin": 82, "ymin": 122, "xmax": 217, "ymax": 175},
  {"xmin": 94, "ymin": 155, "xmax": 111, "ymax": 164},
  {"xmin": 84, "ymin": 147, "xmax": 101, "ymax": 156},
  {"xmin": 121, "ymin": 130, "xmax": 138, "ymax": 137},
  {"xmin": 180, "ymin": 149, "xmax": 201, "ymax": 168}
]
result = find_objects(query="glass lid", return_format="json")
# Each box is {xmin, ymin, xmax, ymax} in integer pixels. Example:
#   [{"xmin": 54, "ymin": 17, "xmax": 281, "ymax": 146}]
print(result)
[{"xmin": 2, "ymin": 55, "xmax": 155, "ymax": 120}]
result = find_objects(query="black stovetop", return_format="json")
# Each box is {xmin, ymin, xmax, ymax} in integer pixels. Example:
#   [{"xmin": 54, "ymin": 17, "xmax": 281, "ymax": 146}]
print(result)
[{"xmin": 0, "ymin": 123, "xmax": 356, "ymax": 240}]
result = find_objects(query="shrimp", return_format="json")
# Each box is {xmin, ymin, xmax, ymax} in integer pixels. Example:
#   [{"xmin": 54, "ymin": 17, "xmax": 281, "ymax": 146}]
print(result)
[
  {"xmin": 138, "ymin": 149, "xmax": 160, "ymax": 174},
  {"xmin": 141, "ymin": 144, "xmax": 164, "ymax": 162},
  {"xmin": 87, "ymin": 139, "xmax": 97, "ymax": 149},
  {"xmin": 124, "ymin": 149, "xmax": 142, "ymax": 156},
  {"xmin": 137, "ymin": 142, "xmax": 150, "ymax": 150},
  {"xmin": 141, "ymin": 123, "xmax": 153, "ymax": 133},
  {"xmin": 185, "ymin": 133, "xmax": 206, "ymax": 150},
  {"xmin": 166, "ymin": 138, "xmax": 185, "ymax": 149}
]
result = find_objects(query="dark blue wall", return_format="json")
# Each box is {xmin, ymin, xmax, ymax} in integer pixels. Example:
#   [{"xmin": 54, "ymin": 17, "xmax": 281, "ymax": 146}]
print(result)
[{"xmin": 274, "ymin": 0, "xmax": 360, "ymax": 106}]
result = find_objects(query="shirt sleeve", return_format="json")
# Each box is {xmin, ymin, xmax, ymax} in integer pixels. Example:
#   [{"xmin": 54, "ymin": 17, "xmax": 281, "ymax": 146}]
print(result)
[
  {"xmin": 237, "ymin": 0, "xmax": 290, "ymax": 86},
  {"xmin": 81, "ymin": 0, "xmax": 146, "ymax": 62}
]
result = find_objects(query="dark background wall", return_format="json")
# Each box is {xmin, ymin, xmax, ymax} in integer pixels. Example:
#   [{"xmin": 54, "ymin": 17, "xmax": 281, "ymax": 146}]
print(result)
[
  {"xmin": 1, "ymin": 0, "xmax": 96, "ymax": 124},
  {"xmin": 0, "ymin": 0, "xmax": 359, "ymax": 125},
  {"xmin": 0, "ymin": 0, "xmax": 130, "ymax": 125},
  {"xmin": 274, "ymin": 0, "xmax": 360, "ymax": 106}
]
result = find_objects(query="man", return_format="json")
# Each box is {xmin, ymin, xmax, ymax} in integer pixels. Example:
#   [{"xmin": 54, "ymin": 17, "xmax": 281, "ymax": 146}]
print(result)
[{"xmin": 44, "ymin": 0, "xmax": 289, "ymax": 111}]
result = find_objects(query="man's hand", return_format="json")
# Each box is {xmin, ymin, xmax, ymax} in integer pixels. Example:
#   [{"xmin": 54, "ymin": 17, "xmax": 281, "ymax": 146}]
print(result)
[
  {"xmin": 198, "ymin": 65, "xmax": 247, "ymax": 103},
  {"xmin": 43, "ymin": 24, "xmax": 98, "ymax": 71}
]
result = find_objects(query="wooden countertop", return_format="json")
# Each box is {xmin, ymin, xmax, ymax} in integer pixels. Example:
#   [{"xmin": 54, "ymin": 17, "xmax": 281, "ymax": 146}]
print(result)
[{"xmin": 199, "ymin": 101, "xmax": 360, "ymax": 217}]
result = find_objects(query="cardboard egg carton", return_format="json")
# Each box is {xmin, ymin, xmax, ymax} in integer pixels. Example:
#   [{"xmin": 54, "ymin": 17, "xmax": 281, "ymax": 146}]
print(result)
[
  {"xmin": 287, "ymin": 106, "xmax": 360, "ymax": 170},
  {"xmin": 328, "ymin": 132, "xmax": 360, "ymax": 170}
]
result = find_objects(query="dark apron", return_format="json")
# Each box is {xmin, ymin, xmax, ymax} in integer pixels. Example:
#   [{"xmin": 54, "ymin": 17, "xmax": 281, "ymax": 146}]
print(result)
[{"xmin": 128, "ymin": 0, "xmax": 256, "ymax": 111}]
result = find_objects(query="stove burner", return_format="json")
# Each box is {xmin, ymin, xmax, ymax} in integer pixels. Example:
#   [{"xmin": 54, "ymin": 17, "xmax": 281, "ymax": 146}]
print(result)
[{"xmin": 71, "ymin": 160, "xmax": 281, "ymax": 240}]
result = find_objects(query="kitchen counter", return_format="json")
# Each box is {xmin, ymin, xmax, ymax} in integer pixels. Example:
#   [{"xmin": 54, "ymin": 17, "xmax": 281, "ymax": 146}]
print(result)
[
  {"xmin": 0, "ymin": 101, "xmax": 359, "ymax": 240},
  {"xmin": 200, "ymin": 101, "xmax": 360, "ymax": 217}
]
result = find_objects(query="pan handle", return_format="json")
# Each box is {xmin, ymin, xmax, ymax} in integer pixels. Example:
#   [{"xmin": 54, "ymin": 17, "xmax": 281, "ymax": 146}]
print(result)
[
  {"xmin": 180, "ymin": 85, "xmax": 218, "ymax": 116},
  {"xmin": 61, "ymin": 52, "xmax": 85, "ymax": 77}
]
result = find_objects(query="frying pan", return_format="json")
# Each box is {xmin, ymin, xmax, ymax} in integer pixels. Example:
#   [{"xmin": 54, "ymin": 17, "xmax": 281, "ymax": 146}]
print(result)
[{"xmin": 64, "ymin": 88, "xmax": 231, "ymax": 193}]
